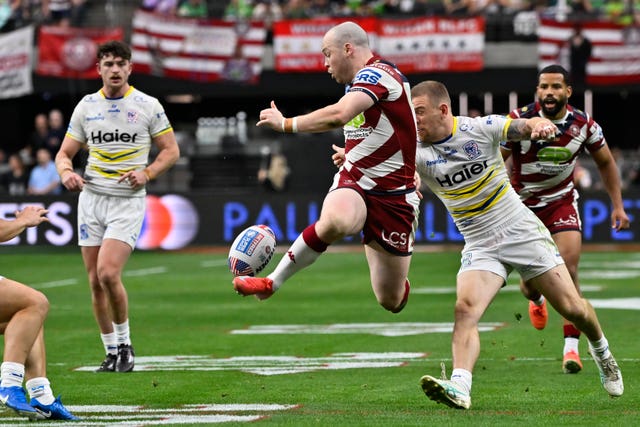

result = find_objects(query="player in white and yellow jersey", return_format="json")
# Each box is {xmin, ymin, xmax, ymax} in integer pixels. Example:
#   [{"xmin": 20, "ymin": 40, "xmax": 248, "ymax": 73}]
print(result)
[
  {"xmin": 408, "ymin": 81, "xmax": 622, "ymax": 409},
  {"xmin": 55, "ymin": 41, "xmax": 180, "ymax": 373}
]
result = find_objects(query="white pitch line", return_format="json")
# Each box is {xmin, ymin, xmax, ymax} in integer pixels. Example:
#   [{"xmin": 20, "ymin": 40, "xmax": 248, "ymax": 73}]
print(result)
[
  {"xmin": 35, "ymin": 279, "xmax": 79, "ymax": 289},
  {"xmin": 124, "ymin": 267, "xmax": 167, "ymax": 277},
  {"xmin": 32, "ymin": 266, "xmax": 169, "ymax": 290}
]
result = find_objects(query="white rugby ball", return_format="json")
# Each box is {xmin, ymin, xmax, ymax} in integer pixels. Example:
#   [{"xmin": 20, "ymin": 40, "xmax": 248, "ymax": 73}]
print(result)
[{"xmin": 228, "ymin": 225, "xmax": 276, "ymax": 277}]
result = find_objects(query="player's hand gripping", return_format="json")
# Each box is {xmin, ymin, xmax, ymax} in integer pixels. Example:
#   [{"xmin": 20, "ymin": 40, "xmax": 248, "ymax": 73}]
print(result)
[{"xmin": 531, "ymin": 120, "xmax": 558, "ymax": 140}]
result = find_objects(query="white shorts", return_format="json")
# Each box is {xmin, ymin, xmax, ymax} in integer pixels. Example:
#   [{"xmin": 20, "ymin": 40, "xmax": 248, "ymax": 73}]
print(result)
[
  {"xmin": 459, "ymin": 207, "xmax": 564, "ymax": 282},
  {"xmin": 78, "ymin": 190, "xmax": 145, "ymax": 249}
]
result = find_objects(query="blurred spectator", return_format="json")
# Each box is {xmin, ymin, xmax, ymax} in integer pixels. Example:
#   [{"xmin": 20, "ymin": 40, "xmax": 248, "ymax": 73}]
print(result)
[
  {"xmin": 42, "ymin": 0, "xmax": 71, "ymax": 26},
  {"xmin": 370, "ymin": 0, "xmax": 403, "ymax": 15},
  {"xmin": 0, "ymin": 149, "xmax": 9, "ymax": 177},
  {"xmin": 28, "ymin": 148, "xmax": 61, "ymax": 195},
  {"xmin": 412, "ymin": 0, "xmax": 447, "ymax": 15},
  {"xmin": 282, "ymin": 0, "xmax": 311, "ymax": 18},
  {"xmin": 0, "ymin": 0, "xmax": 21, "ymax": 32},
  {"xmin": 224, "ymin": 0, "xmax": 253, "ymax": 20},
  {"xmin": 141, "ymin": 0, "xmax": 179, "ymax": 14},
  {"xmin": 44, "ymin": 109, "xmax": 66, "ymax": 157},
  {"xmin": 468, "ymin": 107, "xmax": 483, "ymax": 117},
  {"xmin": 252, "ymin": 0, "xmax": 283, "ymax": 29},
  {"xmin": 603, "ymin": 0, "xmax": 634, "ymax": 24},
  {"xmin": 443, "ymin": 0, "xmax": 473, "ymax": 15},
  {"xmin": 573, "ymin": 158, "xmax": 592, "ymax": 190},
  {"xmin": 567, "ymin": 24, "xmax": 592, "ymax": 94},
  {"xmin": 70, "ymin": 0, "xmax": 87, "ymax": 26},
  {"xmin": 176, "ymin": 0, "xmax": 207, "ymax": 17},
  {"xmin": 19, "ymin": 0, "xmax": 47, "ymax": 25},
  {"xmin": 258, "ymin": 148, "xmax": 290, "ymax": 192},
  {"xmin": 28, "ymin": 113, "xmax": 49, "ymax": 160},
  {"xmin": 1, "ymin": 153, "xmax": 29, "ymax": 196},
  {"xmin": 308, "ymin": 0, "xmax": 335, "ymax": 17},
  {"xmin": 568, "ymin": 0, "xmax": 595, "ymax": 18}
]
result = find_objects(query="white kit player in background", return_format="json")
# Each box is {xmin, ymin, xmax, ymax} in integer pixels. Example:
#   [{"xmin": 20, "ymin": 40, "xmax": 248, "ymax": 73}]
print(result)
[
  {"xmin": 55, "ymin": 40, "xmax": 180, "ymax": 373},
  {"xmin": 233, "ymin": 21, "xmax": 420, "ymax": 316}
]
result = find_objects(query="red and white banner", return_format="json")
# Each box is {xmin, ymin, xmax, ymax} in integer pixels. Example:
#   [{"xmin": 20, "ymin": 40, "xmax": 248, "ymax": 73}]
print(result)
[
  {"xmin": 378, "ymin": 17, "xmax": 484, "ymax": 73},
  {"xmin": 273, "ymin": 18, "xmax": 377, "ymax": 72},
  {"xmin": 538, "ymin": 18, "xmax": 640, "ymax": 86},
  {"xmin": 0, "ymin": 25, "xmax": 33, "ymax": 99},
  {"xmin": 131, "ymin": 10, "xmax": 266, "ymax": 83},
  {"xmin": 273, "ymin": 17, "xmax": 484, "ymax": 73},
  {"xmin": 37, "ymin": 26, "xmax": 124, "ymax": 78}
]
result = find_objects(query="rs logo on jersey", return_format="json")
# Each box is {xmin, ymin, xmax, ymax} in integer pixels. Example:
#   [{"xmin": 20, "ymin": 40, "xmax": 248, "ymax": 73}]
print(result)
[{"xmin": 354, "ymin": 69, "xmax": 382, "ymax": 85}]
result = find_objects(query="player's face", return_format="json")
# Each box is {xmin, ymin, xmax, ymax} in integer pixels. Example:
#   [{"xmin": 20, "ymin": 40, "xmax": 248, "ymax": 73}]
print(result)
[
  {"xmin": 322, "ymin": 35, "xmax": 350, "ymax": 85},
  {"xmin": 536, "ymin": 73, "xmax": 571, "ymax": 119},
  {"xmin": 98, "ymin": 53, "xmax": 132, "ymax": 94},
  {"xmin": 413, "ymin": 94, "xmax": 443, "ymax": 144}
]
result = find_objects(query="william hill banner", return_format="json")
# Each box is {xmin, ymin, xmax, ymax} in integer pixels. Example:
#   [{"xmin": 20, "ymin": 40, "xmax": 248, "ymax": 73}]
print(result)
[
  {"xmin": 273, "ymin": 16, "xmax": 485, "ymax": 73},
  {"xmin": 37, "ymin": 26, "xmax": 124, "ymax": 78}
]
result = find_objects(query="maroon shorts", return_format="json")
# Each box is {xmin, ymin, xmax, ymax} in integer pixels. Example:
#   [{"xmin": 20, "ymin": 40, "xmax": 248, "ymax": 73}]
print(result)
[
  {"xmin": 530, "ymin": 197, "xmax": 582, "ymax": 234},
  {"xmin": 331, "ymin": 178, "xmax": 419, "ymax": 255}
]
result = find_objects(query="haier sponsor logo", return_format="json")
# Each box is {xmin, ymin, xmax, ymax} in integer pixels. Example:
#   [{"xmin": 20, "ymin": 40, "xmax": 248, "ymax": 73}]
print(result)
[
  {"xmin": 90, "ymin": 130, "xmax": 138, "ymax": 143},
  {"xmin": 435, "ymin": 160, "xmax": 489, "ymax": 187}
]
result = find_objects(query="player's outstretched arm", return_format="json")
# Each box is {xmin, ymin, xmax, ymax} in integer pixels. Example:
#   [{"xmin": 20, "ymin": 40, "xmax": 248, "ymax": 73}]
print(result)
[
  {"xmin": 506, "ymin": 117, "xmax": 557, "ymax": 141},
  {"xmin": 257, "ymin": 92, "xmax": 374, "ymax": 134}
]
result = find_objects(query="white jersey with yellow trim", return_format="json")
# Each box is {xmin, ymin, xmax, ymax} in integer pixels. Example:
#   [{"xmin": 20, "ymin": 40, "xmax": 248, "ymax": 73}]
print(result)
[
  {"xmin": 66, "ymin": 86, "xmax": 173, "ymax": 197},
  {"xmin": 416, "ymin": 115, "xmax": 527, "ymax": 238}
]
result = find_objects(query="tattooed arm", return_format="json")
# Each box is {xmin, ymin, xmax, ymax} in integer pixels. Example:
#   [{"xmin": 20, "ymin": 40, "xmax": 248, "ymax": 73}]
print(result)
[{"xmin": 506, "ymin": 117, "xmax": 557, "ymax": 141}]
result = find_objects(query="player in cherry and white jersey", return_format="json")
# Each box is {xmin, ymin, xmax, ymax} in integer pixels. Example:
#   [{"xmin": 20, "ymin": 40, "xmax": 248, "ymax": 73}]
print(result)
[
  {"xmin": 55, "ymin": 40, "xmax": 180, "ymax": 374},
  {"xmin": 501, "ymin": 64, "xmax": 629, "ymax": 374},
  {"xmin": 233, "ymin": 21, "xmax": 419, "ymax": 315}
]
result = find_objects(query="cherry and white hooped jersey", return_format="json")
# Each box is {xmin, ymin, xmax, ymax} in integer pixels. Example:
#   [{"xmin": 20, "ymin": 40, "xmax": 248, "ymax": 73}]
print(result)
[
  {"xmin": 502, "ymin": 102, "xmax": 606, "ymax": 208},
  {"xmin": 417, "ymin": 115, "xmax": 526, "ymax": 238},
  {"xmin": 66, "ymin": 86, "xmax": 173, "ymax": 197},
  {"xmin": 341, "ymin": 57, "xmax": 417, "ymax": 193}
]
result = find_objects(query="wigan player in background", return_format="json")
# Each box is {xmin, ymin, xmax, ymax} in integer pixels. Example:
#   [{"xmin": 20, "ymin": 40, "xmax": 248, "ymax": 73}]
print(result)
[
  {"xmin": 501, "ymin": 64, "xmax": 630, "ymax": 374},
  {"xmin": 233, "ymin": 21, "xmax": 419, "ymax": 316},
  {"xmin": 55, "ymin": 40, "xmax": 180, "ymax": 373}
]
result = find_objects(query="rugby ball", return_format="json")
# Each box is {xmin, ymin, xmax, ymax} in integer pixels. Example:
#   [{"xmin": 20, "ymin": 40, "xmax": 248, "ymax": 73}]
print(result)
[{"xmin": 228, "ymin": 225, "xmax": 276, "ymax": 277}]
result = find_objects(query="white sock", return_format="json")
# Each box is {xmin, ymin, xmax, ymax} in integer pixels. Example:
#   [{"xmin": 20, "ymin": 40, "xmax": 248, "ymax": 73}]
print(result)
[
  {"xmin": 450, "ymin": 368, "xmax": 472, "ymax": 394},
  {"xmin": 531, "ymin": 295, "xmax": 545, "ymax": 306},
  {"xmin": 26, "ymin": 377, "xmax": 54, "ymax": 405},
  {"xmin": 589, "ymin": 335, "xmax": 611, "ymax": 359},
  {"xmin": 269, "ymin": 233, "xmax": 324, "ymax": 290},
  {"xmin": 101, "ymin": 332, "xmax": 118, "ymax": 355},
  {"xmin": 563, "ymin": 337, "xmax": 580, "ymax": 355},
  {"xmin": 0, "ymin": 362, "xmax": 24, "ymax": 388},
  {"xmin": 114, "ymin": 320, "xmax": 131, "ymax": 346}
]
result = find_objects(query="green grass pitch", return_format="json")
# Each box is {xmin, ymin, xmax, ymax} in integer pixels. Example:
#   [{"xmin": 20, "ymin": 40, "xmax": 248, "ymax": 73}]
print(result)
[{"xmin": 0, "ymin": 246, "xmax": 638, "ymax": 425}]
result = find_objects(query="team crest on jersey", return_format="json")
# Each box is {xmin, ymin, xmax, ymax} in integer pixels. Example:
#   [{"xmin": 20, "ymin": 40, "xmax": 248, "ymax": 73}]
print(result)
[
  {"xmin": 128, "ymin": 110, "xmax": 139, "ymax": 123},
  {"xmin": 568, "ymin": 124, "xmax": 580, "ymax": 137},
  {"xmin": 463, "ymin": 141, "xmax": 481, "ymax": 159}
]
